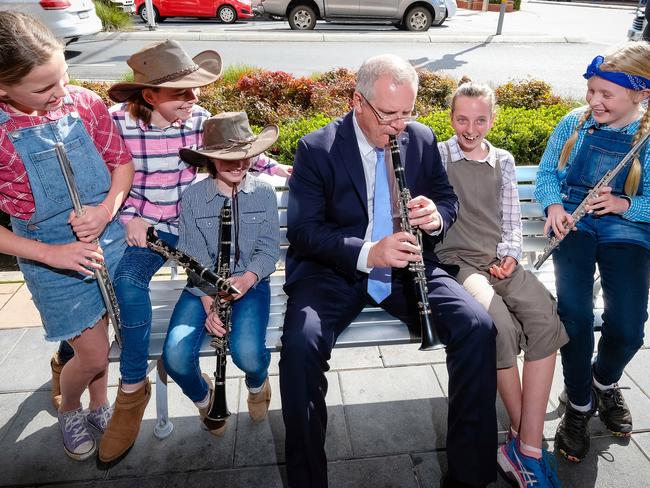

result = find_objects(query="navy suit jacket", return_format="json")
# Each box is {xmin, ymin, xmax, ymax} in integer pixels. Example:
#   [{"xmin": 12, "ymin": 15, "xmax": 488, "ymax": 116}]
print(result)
[{"xmin": 285, "ymin": 111, "xmax": 458, "ymax": 288}]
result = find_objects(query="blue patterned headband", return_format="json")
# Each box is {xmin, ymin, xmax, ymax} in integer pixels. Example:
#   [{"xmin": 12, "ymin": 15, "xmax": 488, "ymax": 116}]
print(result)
[{"xmin": 583, "ymin": 55, "xmax": 650, "ymax": 91}]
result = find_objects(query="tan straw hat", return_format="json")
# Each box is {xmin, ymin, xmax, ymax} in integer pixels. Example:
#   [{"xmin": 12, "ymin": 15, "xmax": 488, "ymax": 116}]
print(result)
[
  {"xmin": 108, "ymin": 40, "xmax": 222, "ymax": 102},
  {"xmin": 179, "ymin": 112, "xmax": 279, "ymax": 167}
]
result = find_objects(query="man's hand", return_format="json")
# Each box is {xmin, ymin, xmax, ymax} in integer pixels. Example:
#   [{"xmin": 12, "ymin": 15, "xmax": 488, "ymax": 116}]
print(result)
[
  {"xmin": 367, "ymin": 231, "xmax": 421, "ymax": 269},
  {"xmin": 585, "ymin": 186, "xmax": 630, "ymax": 216},
  {"xmin": 68, "ymin": 205, "xmax": 110, "ymax": 243},
  {"xmin": 488, "ymin": 256, "xmax": 517, "ymax": 280},
  {"xmin": 407, "ymin": 195, "xmax": 441, "ymax": 232},
  {"xmin": 544, "ymin": 204, "xmax": 574, "ymax": 240},
  {"xmin": 125, "ymin": 217, "xmax": 152, "ymax": 248}
]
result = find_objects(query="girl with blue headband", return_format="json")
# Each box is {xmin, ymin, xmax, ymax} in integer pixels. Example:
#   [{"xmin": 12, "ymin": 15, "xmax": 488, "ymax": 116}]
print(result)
[{"xmin": 535, "ymin": 42, "xmax": 650, "ymax": 464}]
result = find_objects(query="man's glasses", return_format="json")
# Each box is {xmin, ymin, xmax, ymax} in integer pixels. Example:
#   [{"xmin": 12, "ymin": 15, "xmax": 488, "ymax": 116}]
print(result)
[{"xmin": 360, "ymin": 93, "xmax": 418, "ymax": 125}]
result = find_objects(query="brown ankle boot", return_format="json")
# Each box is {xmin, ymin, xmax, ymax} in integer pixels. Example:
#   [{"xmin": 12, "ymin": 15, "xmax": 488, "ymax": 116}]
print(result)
[
  {"xmin": 98, "ymin": 379, "xmax": 151, "ymax": 463},
  {"xmin": 50, "ymin": 353, "xmax": 64, "ymax": 411},
  {"xmin": 247, "ymin": 378, "xmax": 271, "ymax": 423},
  {"xmin": 198, "ymin": 373, "xmax": 227, "ymax": 437}
]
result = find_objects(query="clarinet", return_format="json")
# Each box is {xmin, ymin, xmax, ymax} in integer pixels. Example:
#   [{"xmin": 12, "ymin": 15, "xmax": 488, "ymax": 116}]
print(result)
[
  {"xmin": 534, "ymin": 130, "xmax": 650, "ymax": 270},
  {"xmin": 54, "ymin": 143, "xmax": 123, "ymax": 347},
  {"xmin": 205, "ymin": 199, "xmax": 233, "ymax": 422},
  {"xmin": 388, "ymin": 135, "xmax": 442, "ymax": 351},
  {"xmin": 145, "ymin": 227, "xmax": 240, "ymax": 295}
]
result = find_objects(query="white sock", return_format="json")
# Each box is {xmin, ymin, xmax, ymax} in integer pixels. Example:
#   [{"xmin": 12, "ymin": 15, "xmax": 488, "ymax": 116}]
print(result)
[
  {"xmin": 248, "ymin": 384, "xmax": 263, "ymax": 394},
  {"xmin": 510, "ymin": 427, "xmax": 519, "ymax": 439},
  {"xmin": 569, "ymin": 400, "xmax": 592, "ymax": 412},
  {"xmin": 519, "ymin": 440, "xmax": 542, "ymax": 459},
  {"xmin": 195, "ymin": 392, "xmax": 210, "ymax": 409},
  {"xmin": 593, "ymin": 377, "xmax": 616, "ymax": 391}
]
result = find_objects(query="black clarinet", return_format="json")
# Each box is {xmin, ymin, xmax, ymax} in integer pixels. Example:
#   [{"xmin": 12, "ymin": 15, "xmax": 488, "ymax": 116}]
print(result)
[
  {"xmin": 205, "ymin": 199, "xmax": 233, "ymax": 422},
  {"xmin": 146, "ymin": 227, "xmax": 240, "ymax": 295},
  {"xmin": 388, "ymin": 135, "xmax": 443, "ymax": 351}
]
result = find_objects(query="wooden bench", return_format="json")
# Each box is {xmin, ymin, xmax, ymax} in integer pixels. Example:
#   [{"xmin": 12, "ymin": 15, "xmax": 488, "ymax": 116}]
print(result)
[{"xmin": 108, "ymin": 165, "xmax": 604, "ymax": 439}]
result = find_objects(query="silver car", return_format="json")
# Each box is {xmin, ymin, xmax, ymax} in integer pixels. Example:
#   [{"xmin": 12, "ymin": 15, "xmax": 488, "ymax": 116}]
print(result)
[
  {"xmin": 0, "ymin": 0, "xmax": 102, "ymax": 41},
  {"xmin": 260, "ymin": 0, "xmax": 448, "ymax": 31},
  {"xmin": 628, "ymin": 0, "xmax": 647, "ymax": 41}
]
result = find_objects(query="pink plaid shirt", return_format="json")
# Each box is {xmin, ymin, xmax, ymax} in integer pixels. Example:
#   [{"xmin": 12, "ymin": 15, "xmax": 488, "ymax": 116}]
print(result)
[
  {"xmin": 0, "ymin": 86, "xmax": 132, "ymax": 219},
  {"xmin": 110, "ymin": 103, "xmax": 280, "ymax": 235}
]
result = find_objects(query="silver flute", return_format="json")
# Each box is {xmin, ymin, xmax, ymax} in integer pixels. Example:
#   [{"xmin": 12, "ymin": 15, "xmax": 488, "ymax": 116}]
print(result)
[
  {"xmin": 534, "ymin": 130, "xmax": 650, "ymax": 270},
  {"xmin": 54, "ymin": 142, "xmax": 122, "ymax": 347}
]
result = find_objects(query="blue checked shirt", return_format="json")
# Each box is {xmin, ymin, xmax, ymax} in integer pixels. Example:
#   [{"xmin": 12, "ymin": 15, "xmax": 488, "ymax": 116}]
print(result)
[{"xmin": 535, "ymin": 107, "xmax": 650, "ymax": 223}]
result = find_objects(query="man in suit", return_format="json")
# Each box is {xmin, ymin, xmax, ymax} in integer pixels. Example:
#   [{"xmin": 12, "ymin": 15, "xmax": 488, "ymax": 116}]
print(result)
[{"xmin": 279, "ymin": 54, "xmax": 497, "ymax": 488}]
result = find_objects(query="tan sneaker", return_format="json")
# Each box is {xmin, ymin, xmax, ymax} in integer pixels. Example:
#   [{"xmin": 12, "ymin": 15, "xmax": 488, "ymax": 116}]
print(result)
[
  {"xmin": 198, "ymin": 373, "xmax": 227, "ymax": 437},
  {"xmin": 50, "ymin": 353, "xmax": 64, "ymax": 411},
  {"xmin": 247, "ymin": 377, "xmax": 271, "ymax": 423},
  {"xmin": 98, "ymin": 378, "xmax": 151, "ymax": 463}
]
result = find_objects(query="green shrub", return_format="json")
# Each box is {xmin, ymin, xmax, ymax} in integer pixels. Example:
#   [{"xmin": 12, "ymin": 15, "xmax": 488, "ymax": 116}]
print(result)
[
  {"xmin": 95, "ymin": 0, "xmax": 132, "ymax": 31},
  {"xmin": 415, "ymin": 70, "xmax": 457, "ymax": 115},
  {"xmin": 496, "ymin": 79, "xmax": 562, "ymax": 109},
  {"xmin": 271, "ymin": 114, "xmax": 334, "ymax": 163}
]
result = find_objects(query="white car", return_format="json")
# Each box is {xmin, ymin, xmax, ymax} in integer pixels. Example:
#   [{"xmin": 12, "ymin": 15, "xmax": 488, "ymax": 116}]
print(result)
[{"xmin": 0, "ymin": 0, "xmax": 102, "ymax": 41}]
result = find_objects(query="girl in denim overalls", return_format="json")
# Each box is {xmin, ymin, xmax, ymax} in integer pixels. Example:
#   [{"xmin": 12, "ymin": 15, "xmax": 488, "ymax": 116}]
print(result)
[
  {"xmin": 535, "ymin": 42, "xmax": 650, "ymax": 464},
  {"xmin": 0, "ymin": 12, "xmax": 133, "ymax": 461}
]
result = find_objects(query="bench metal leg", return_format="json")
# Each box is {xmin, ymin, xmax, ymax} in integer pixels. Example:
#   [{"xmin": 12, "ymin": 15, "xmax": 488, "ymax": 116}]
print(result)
[{"xmin": 153, "ymin": 359, "xmax": 174, "ymax": 439}]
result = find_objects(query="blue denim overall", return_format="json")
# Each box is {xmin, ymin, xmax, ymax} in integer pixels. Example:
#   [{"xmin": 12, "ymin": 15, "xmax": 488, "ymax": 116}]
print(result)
[
  {"xmin": 0, "ymin": 100, "xmax": 126, "ymax": 342},
  {"xmin": 555, "ymin": 128, "xmax": 650, "ymax": 406}
]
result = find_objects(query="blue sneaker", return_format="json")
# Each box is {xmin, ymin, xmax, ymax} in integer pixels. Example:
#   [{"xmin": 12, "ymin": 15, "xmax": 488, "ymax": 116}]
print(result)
[{"xmin": 497, "ymin": 439, "xmax": 562, "ymax": 487}]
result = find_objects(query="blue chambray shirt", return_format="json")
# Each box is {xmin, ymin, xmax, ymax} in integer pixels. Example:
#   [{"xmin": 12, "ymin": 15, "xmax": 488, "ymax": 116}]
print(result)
[
  {"xmin": 535, "ymin": 107, "xmax": 650, "ymax": 223},
  {"xmin": 177, "ymin": 174, "xmax": 280, "ymax": 296}
]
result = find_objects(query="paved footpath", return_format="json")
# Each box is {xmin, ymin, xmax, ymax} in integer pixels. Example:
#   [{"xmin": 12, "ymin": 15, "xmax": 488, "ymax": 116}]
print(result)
[{"xmin": 1, "ymin": 270, "xmax": 650, "ymax": 487}]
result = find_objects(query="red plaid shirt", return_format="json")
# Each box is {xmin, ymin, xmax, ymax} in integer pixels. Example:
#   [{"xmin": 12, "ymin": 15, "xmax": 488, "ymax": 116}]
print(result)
[{"xmin": 0, "ymin": 85, "xmax": 132, "ymax": 219}]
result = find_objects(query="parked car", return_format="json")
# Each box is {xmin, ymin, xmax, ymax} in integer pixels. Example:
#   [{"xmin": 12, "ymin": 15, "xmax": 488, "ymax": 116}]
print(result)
[
  {"xmin": 627, "ymin": 0, "xmax": 647, "ymax": 40},
  {"xmin": 134, "ymin": 0, "xmax": 254, "ymax": 23},
  {"xmin": 0, "ymin": 0, "xmax": 102, "ymax": 41},
  {"xmin": 110, "ymin": 0, "xmax": 136, "ymax": 13},
  {"xmin": 259, "ymin": 0, "xmax": 449, "ymax": 31}
]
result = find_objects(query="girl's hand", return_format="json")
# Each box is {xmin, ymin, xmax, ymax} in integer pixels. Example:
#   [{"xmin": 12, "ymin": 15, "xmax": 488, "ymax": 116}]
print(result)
[
  {"xmin": 228, "ymin": 272, "xmax": 258, "ymax": 300},
  {"xmin": 585, "ymin": 186, "xmax": 630, "ymax": 216},
  {"xmin": 125, "ymin": 217, "xmax": 151, "ymax": 248},
  {"xmin": 42, "ymin": 241, "xmax": 104, "ymax": 276},
  {"xmin": 275, "ymin": 164, "xmax": 293, "ymax": 178},
  {"xmin": 544, "ymin": 204, "xmax": 574, "ymax": 240},
  {"xmin": 204, "ymin": 308, "xmax": 228, "ymax": 337},
  {"xmin": 68, "ymin": 205, "xmax": 111, "ymax": 243},
  {"xmin": 488, "ymin": 256, "xmax": 517, "ymax": 280}
]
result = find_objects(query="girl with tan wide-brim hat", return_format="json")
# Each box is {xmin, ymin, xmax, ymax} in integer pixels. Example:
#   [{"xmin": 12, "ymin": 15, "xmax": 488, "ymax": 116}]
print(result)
[
  {"xmin": 96, "ymin": 41, "xmax": 287, "ymax": 466},
  {"xmin": 163, "ymin": 111, "xmax": 280, "ymax": 436}
]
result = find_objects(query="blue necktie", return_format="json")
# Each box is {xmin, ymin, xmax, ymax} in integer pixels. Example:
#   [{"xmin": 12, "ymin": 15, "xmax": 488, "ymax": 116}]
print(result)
[{"xmin": 368, "ymin": 148, "xmax": 392, "ymax": 303}]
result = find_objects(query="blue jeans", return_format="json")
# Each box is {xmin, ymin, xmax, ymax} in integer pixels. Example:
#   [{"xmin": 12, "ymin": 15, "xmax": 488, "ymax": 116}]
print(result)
[
  {"xmin": 163, "ymin": 280, "xmax": 271, "ymax": 403},
  {"xmin": 114, "ymin": 231, "xmax": 178, "ymax": 384},
  {"xmin": 555, "ymin": 231, "xmax": 650, "ymax": 406}
]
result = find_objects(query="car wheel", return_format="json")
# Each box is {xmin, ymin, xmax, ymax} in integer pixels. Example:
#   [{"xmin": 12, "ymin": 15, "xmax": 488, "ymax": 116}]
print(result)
[
  {"xmin": 218, "ymin": 5, "xmax": 237, "ymax": 23},
  {"xmin": 139, "ymin": 4, "xmax": 163, "ymax": 23},
  {"xmin": 288, "ymin": 5, "xmax": 317, "ymax": 30},
  {"xmin": 403, "ymin": 6, "xmax": 432, "ymax": 31}
]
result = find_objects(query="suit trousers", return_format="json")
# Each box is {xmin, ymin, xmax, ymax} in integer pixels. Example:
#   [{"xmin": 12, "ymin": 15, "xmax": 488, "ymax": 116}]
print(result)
[{"xmin": 279, "ymin": 266, "xmax": 497, "ymax": 488}]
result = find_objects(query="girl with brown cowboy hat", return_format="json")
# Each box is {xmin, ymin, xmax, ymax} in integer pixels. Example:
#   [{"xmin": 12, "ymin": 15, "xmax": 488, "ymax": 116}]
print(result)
[
  {"xmin": 161, "ymin": 111, "xmax": 280, "ymax": 437},
  {"xmin": 82, "ymin": 40, "xmax": 288, "ymax": 465}
]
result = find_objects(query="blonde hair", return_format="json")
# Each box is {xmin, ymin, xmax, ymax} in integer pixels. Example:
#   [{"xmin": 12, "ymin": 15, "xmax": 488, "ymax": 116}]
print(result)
[
  {"xmin": 0, "ymin": 11, "xmax": 64, "ymax": 87},
  {"xmin": 558, "ymin": 42, "xmax": 650, "ymax": 196},
  {"xmin": 450, "ymin": 76, "xmax": 496, "ymax": 114}
]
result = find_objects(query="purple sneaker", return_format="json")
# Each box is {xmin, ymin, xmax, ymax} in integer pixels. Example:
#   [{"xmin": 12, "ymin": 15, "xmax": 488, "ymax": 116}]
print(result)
[
  {"xmin": 58, "ymin": 407, "xmax": 96, "ymax": 461},
  {"xmin": 86, "ymin": 403, "xmax": 113, "ymax": 433}
]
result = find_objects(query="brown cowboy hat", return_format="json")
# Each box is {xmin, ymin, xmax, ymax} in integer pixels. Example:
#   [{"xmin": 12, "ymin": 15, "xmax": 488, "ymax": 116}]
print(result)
[
  {"xmin": 108, "ymin": 40, "xmax": 222, "ymax": 103},
  {"xmin": 179, "ymin": 112, "xmax": 279, "ymax": 167}
]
